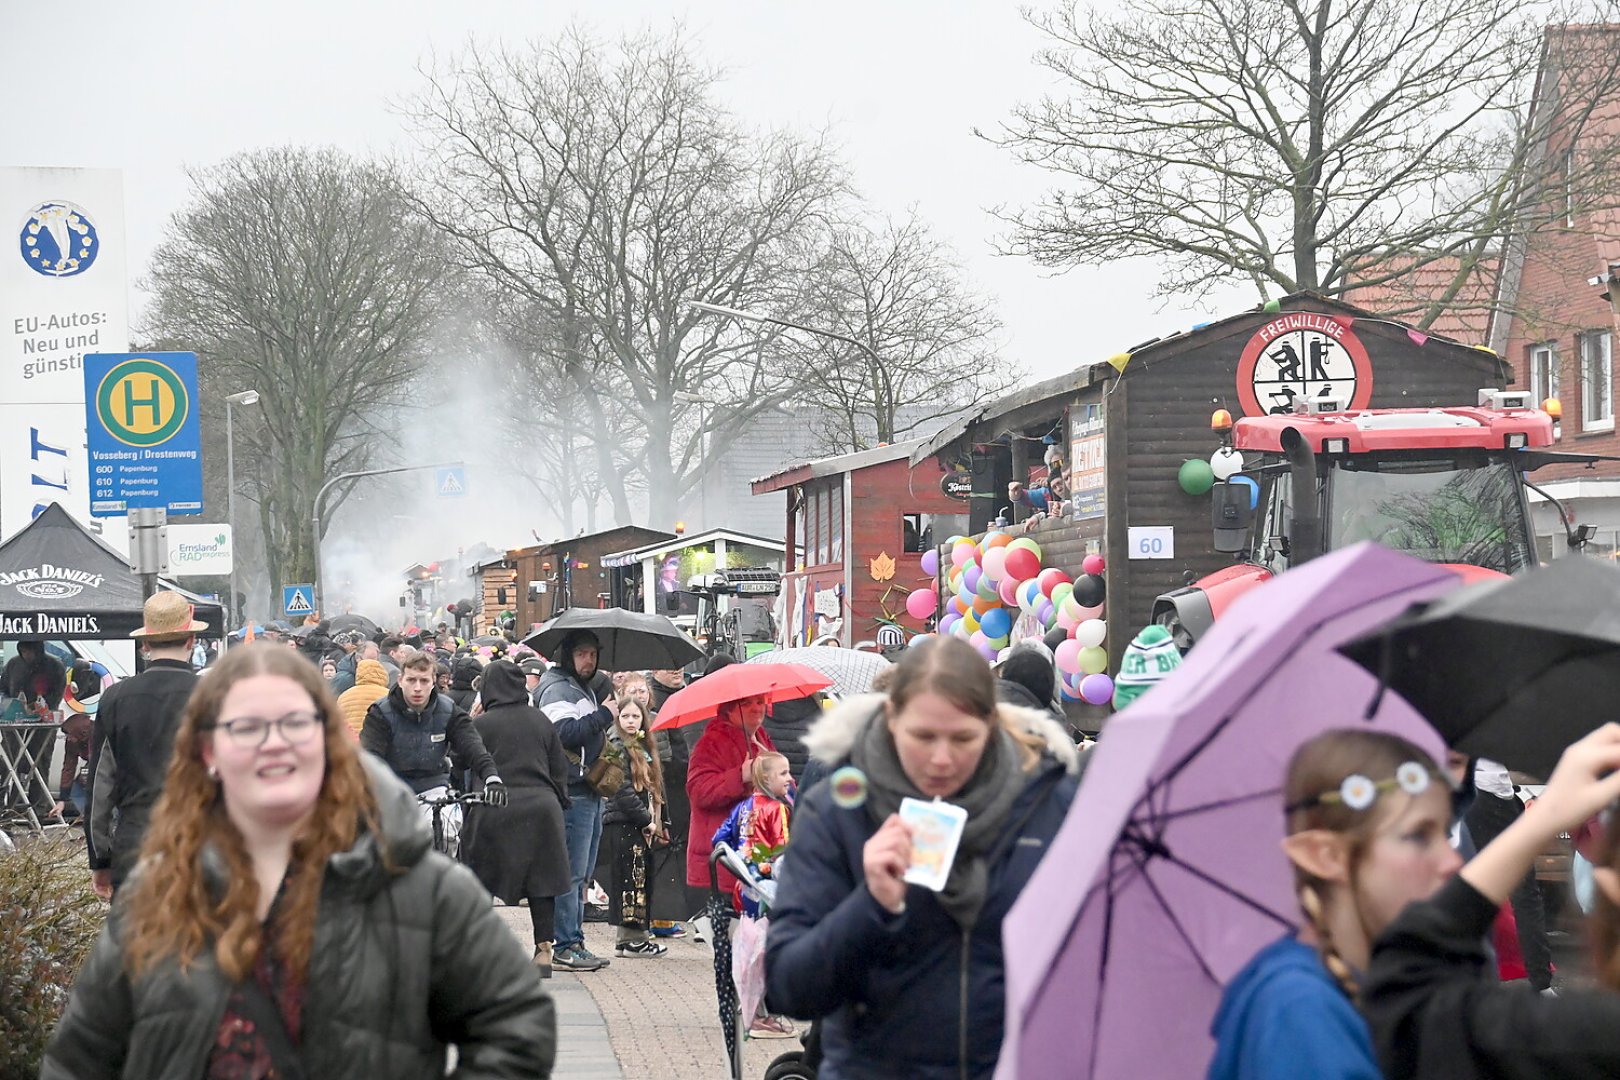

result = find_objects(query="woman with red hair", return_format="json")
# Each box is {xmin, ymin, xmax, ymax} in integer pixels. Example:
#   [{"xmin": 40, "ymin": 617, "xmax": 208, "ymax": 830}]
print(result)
[{"xmin": 42, "ymin": 643, "xmax": 554, "ymax": 1079}]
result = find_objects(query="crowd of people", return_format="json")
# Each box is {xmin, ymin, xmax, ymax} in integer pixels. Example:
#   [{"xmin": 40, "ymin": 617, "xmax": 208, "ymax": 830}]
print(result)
[{"xmin": 27, "ymin": 586, "xmax": 1620, "ymax": 1079}]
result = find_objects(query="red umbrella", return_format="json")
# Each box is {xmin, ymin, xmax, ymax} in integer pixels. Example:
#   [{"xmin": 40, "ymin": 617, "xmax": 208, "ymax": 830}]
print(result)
[{"xmin": 651, "ymin": 663, "xmax": 833, "ymax": 731}]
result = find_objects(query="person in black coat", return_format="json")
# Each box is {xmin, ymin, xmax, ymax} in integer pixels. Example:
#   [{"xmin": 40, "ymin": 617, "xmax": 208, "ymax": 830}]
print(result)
[
  {"xmin": 460, "ymin": 660, "xmax": 572, "ymax": 978},
  {"xmin": 447, "ymin": 656, "xmax": 482, "ymax": 713},
  {"xmin": 762, "ymin": 693, "xmax": 823, "ymax": 785}
]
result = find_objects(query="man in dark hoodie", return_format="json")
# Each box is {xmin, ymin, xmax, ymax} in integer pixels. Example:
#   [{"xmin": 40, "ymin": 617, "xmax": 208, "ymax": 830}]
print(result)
[{"xmin": 536, "ymin": 630, "xmax": 620, "ymax": 972}]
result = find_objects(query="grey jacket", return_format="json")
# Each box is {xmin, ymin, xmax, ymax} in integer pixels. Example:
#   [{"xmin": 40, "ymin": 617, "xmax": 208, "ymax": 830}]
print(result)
[{"xmin": 42, "ymin": 753, "xmax": 556, "ymax": 1080}]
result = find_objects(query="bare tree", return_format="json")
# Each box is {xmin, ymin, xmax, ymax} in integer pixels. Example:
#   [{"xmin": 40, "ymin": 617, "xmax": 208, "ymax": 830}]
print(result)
[
  {"xmin": 787, "ymin": 210, "xmax": 1012, "ymax": 453},
  {"xmin": 405, "ymin": 26, "xmax": 846, "ymax": 528},
  {"xmin": 988, "ymin": 0, "xmax": 1620, "ymax": 329},
  {"xmin": 144, "ymin": 147, "xmax": 449, "ymax": 608}
]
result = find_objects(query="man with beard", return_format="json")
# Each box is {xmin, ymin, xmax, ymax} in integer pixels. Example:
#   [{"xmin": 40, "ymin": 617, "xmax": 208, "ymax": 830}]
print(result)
[{"xmin": 536, "ymin": 630, "xmax": 621, "ymax": 971}]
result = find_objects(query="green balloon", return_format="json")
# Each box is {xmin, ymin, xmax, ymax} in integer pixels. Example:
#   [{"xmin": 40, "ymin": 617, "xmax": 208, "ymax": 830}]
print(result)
[{"xmin": 1178, "ymin": 458, "xmax": 1215, "ymax": 495}]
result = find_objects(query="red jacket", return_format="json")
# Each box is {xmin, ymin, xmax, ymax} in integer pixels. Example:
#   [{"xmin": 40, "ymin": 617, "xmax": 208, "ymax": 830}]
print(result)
[{"xmin": 686, "ymin": 718, "xmax": 775, "ymax": 888}]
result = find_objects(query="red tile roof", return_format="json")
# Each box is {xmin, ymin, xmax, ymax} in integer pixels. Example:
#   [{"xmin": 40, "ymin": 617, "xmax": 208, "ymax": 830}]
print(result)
[{"xmin": 1339, "ymin": 256, "xmax": 1500, "ymax": 344}]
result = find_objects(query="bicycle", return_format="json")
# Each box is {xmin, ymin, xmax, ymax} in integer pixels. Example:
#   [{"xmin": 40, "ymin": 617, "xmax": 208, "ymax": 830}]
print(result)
[{"xmin": 415, "ymin": 788, "xmax": 492, "ymax": 858}]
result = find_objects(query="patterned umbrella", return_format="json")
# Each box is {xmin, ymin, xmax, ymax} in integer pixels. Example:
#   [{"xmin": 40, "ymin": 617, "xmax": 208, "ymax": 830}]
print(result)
[{"xmin": 744, "ymin": 646, "xmax": 892, "ymax": 697}]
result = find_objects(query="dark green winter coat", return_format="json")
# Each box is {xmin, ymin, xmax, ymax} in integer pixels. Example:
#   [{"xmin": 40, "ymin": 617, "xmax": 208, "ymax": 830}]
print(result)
[{"xmin": 41, "ymin": 753, "xmax": 555, "ymax": 1079}]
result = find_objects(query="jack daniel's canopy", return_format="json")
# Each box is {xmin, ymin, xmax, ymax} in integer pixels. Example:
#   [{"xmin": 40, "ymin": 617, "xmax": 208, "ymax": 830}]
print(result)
[{"xmin": 0, "ymin": 504, "xmax": 223, "ymax": 640}]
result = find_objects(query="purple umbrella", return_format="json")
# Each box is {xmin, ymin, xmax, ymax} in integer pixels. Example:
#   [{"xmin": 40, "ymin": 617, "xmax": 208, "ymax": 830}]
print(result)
[{"xmin": 998, "ymin": 544, "xmax": 1459, "ymax": 1080}]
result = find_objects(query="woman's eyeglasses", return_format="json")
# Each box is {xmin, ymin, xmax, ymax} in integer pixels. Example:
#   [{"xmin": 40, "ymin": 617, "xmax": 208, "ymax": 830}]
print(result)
[{"xmin": 209, "ymin": 710, "xmax": 323, "ymax": 747}]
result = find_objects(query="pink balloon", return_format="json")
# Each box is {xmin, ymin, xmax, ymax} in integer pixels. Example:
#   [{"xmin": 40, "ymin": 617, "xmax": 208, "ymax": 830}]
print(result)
[
  {"xmin": 1056, "ymin": 607, "xmax": 1080, "ymax": 631},
  {"xmin": 905, "ymin": 588, "xmax": 937, "ymax": 620},
  {"xmin": 1075, "ymin": 603, "xmax": 1105, "ymax": 621},
  {"xmin": 998, "ymin": 577, "xmax": 1022, "ymax": 607},
  {"xmin": 1082, "ymin": 553, "xmax": 1106, "ymax": 576},
  {"xmin": 1054, "ymin": 639, "xmax": 1083, "ymax": 674},
  {"xmin": 970, "ymin": 630, "xmax": 989, "ymax": 651},
  {"xmin": 981, "ymin": 546, "xmax": 1009, "ymax": 581}
]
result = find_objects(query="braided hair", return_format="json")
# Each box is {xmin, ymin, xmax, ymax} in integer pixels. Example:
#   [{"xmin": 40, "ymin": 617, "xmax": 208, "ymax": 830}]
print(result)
[{"xmin": 1283, "ymin": 729, "xmax": 1441, "ymax": 1001}]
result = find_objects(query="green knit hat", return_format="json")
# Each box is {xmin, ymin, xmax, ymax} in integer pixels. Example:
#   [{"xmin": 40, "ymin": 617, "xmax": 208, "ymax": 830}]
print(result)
[{"xmin": 1111, "ymin": 624, "xmax": 1182, "ymax": 710}]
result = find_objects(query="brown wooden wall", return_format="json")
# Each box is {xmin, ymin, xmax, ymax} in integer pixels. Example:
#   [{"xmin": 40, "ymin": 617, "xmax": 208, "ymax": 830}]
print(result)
[
  {"xmin": 1105, "ymin": 306, "xmax": 1505, "ymax": 652},
  {"xmin": 509, "ymin": 527, "xmax": 673, "ymax": 630}
]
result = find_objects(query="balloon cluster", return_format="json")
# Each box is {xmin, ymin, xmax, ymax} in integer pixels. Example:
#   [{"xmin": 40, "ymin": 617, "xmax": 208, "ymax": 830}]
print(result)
[{"xmin": 906, "ymin": 537, "xmax": 1115, "ymax": 705}]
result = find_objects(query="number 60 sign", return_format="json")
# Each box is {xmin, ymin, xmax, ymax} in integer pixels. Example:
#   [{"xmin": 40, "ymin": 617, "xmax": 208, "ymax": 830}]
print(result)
[{"xmin": 1127, "ymin": 526, "xmax": 1174, "ymax": 560}]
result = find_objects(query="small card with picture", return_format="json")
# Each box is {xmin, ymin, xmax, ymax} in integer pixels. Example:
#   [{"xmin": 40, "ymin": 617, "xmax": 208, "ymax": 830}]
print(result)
[{"xmin": 899, "ymin": 796, "xmax": 969, "ymax": 892}]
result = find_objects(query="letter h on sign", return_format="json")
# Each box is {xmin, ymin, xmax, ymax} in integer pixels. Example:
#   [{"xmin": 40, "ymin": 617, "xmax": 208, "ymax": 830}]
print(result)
[{"xmin": 123, "ymin": 376, "xmax": 163, "ymax": 428}]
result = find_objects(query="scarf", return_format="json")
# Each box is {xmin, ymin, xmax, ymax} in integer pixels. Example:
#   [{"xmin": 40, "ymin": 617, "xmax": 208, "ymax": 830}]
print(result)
[{"xmin": 850, "ymin": 705, "xmax": 1025, "ymax": 930}]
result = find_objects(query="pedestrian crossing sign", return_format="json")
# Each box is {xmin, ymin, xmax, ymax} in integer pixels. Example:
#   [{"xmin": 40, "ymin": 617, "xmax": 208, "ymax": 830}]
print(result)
[
  {"xmin": 282, "ymin": 584, "xmax": 315, "ymax": 617},
  {"xmin": 435, "ymin": 466, "xmax": 468, "ymax": 498}
]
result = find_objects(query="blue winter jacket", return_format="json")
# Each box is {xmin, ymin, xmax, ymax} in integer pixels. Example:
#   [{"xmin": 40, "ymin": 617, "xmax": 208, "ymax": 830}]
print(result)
[
  {"xmin": 764, "ymin": 750, "xmax": 1076, "ymax": 1080},
  {"xmin": 1207, "ymin": 935, "xmax": 1381, "ymax": 1080}
]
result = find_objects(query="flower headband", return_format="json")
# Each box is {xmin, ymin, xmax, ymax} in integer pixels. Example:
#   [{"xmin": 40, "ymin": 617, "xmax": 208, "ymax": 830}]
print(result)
[{"xmin": 1287, "ymin": 762, "xmax": 1439, "ymax": 813}]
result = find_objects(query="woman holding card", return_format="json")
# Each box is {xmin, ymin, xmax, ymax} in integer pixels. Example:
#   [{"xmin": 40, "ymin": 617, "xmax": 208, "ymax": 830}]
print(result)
[{"xmin": 765, "ymin": 636, "xmax": 1080, "ymax": 1079}]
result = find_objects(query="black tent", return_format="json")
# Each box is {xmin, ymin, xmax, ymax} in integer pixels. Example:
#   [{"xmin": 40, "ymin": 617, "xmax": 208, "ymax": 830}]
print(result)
[{"xmin": 0, "ymin": 504, "xmax": 224, "ymax": 640}]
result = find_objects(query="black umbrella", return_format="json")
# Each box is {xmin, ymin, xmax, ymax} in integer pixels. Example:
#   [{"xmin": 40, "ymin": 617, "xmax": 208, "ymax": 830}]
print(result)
[
  {"xmin": 521, "ymin": 607, "xmax": 704, "ymax": 670},
  {"xmin": 329, "ymin": 613, "xmax": 380, "ymax": 637},
  {"xmin": 470, "ymin": 635, "xmax": 507, "ymax": 647},
  {"xmin": 289, "ymin": 625, "xmax": 317, "ymax": 640},
  {"xmin": 1341, "ymin": 555, "xmax": 1620, "ymax": 778}
]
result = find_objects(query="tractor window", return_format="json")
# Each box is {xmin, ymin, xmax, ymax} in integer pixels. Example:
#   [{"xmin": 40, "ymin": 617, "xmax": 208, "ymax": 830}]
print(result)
[
  {"xmin": 1327, "ymin": 460, "xmax": 1534, "ymax": 573},
  {"xmin": 1257, "ymin": 473, "xmax": 1293, "ymax": 569}
]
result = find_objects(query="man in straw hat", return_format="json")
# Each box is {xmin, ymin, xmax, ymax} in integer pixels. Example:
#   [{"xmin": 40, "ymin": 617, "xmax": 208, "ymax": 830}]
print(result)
[{"xmin": 84, "ymin": 590, "xmax": 208, "ymax": 898}]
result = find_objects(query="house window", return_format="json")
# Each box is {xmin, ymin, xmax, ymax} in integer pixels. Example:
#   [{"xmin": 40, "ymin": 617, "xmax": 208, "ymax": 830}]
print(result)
[
  {"xmin": 1581, "ymin": 330, "xmax": 1613, "ymax": 431},
  {"xmin": 1529, "ymin": 343, "xmax": 1559, "ymax": 406},
  {"xmin": 829, "ymin": 484, "xmax": 844, "ymax": 563}
]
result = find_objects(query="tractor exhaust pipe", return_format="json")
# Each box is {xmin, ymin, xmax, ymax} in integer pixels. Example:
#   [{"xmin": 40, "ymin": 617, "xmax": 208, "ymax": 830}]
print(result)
[{"xmin": 1281, "ymin": 427, "xmax": 1323, "ymax": 564}]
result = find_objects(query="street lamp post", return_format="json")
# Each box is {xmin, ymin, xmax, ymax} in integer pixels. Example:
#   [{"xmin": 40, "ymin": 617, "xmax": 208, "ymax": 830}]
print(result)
[
  {"xmin": 224, "ymin": 390, "xmax": 260, "ymax": 631},
  {"xmin": 311, "ymin": 461, "xmax": 464, "ymax": 616}
]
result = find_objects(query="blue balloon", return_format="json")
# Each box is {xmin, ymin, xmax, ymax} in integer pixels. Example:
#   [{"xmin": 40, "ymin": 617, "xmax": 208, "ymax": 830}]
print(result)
[{"xmin": 979, "ymin": 607, "xmax": 1012, "ymax": 639}]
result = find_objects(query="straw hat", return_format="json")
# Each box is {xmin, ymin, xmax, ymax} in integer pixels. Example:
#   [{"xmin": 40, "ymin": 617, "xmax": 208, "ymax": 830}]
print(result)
[{"xmin": 130, "ymin": 591, "xmax": 209, "ymax": 640}]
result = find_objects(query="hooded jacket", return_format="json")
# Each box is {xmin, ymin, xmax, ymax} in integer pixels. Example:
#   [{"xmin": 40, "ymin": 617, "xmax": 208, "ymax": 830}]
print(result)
[
  {"xmin": 535, "ymin": 663, "xmax": 615, "ymax": 792},
  {"xmin": 337, "ymin": 659, "xmax": 391, "ymax": 740},
  {"xmin": 1207, "ymin": 935, "xmax": 1380, "ymax": 1080},
  {"xmin": 447, "ymin": 657, "xmax": 482, "ymax": 714},
  {"xmin": 766, "ymin": 696, "xmax": 1078, "ymax": 1080},
  {"xmin": 41, "ymin": 754, "xmax": 556, "ymax": 1080},
  {"xmin": 329, "ymin": 649, "xmax": 361, "ymax": 696}
]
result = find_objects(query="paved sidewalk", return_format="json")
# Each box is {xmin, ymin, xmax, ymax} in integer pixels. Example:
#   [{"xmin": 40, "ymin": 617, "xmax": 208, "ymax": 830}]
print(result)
[{"xmin": 495, "ymin": 907, "xmax": 799, "ymax": 1079}]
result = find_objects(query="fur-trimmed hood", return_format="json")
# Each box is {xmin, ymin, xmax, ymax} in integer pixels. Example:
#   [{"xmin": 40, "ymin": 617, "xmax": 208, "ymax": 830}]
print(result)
[{"xmin": 803, "ymin": 693, "xmax": 1081, "ymax": 776}]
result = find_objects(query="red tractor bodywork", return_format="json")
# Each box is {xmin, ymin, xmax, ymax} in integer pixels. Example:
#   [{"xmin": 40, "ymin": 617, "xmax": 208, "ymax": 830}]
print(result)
[{"xmin": 1152, "ymin": 397, "xmax": 1563, "ymax": 650}]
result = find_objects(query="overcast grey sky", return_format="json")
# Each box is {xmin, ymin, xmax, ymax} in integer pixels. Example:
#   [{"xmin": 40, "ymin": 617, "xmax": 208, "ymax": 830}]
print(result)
[{"xmin": 1, "ymin": 0, "xmax": 1251, "ymax": 381}]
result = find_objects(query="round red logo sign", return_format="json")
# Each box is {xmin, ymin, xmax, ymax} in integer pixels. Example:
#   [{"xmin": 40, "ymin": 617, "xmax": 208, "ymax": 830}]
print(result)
[{"xmin": 1235, "ymin": 313, "xmax": 1374, "ymax": 417}]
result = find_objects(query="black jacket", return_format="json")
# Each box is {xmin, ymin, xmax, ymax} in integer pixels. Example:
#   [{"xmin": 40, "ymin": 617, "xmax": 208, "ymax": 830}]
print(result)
[
  {"xmin": 3, "ymin": 650, "xmax": 67, "ymax": 707},
  {"xmin": 763, "ymin": 695, "xmax": 819, "ymax": 784},
  {"xmin": 447, "ymin": 657, "xmax": 482, "ymax": 713},
  {"xmin": 359, "ymin": 686, "xmax": 498, "ymax": 795},
  {"xmin": 1362, "ymin": 875, "xmax": 1620, "ymax": 1079},
  {"xmin": 85, "ymin": 659, "xmax": 198, "ymax": 879},
  {"xmin": 43, "ymin": 754, "xmax": 556, "ymax": 1080}
]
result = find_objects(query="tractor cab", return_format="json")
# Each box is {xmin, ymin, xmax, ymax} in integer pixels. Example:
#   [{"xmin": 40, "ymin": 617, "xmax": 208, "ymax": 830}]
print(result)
[
  {"xmin": 1154, "ymin": 390, "xmax": 1597, "ymax": 649},
  {"xmin": 685, "ymin": 567, "xmax": 782, "ymax": 660}
]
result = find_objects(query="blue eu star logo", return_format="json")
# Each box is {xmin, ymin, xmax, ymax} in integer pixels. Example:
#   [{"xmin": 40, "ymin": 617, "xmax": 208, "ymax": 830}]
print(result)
[{"xmin": 19, "ymin": 201, "xmax": 100, "ymax": 278}]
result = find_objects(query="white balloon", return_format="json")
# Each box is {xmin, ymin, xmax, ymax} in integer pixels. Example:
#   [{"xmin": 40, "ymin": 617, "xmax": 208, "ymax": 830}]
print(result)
[
  {"xmin": 1075, "ymin": 618, "xmax": 1108, "ymax": 648},
  {"xmin": 996, "ymin": 646, "xmax": 1013, "ymax": 664},
  {"xmin": 1211, "ymin": 447, "xmax": 1245, "ymax": 480}
]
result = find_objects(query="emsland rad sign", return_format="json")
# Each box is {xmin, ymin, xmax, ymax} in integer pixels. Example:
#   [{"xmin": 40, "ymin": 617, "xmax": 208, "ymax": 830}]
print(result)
[{"xmin": 166, "ymin": 523, "xmax": 233, "ymax": 577}]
